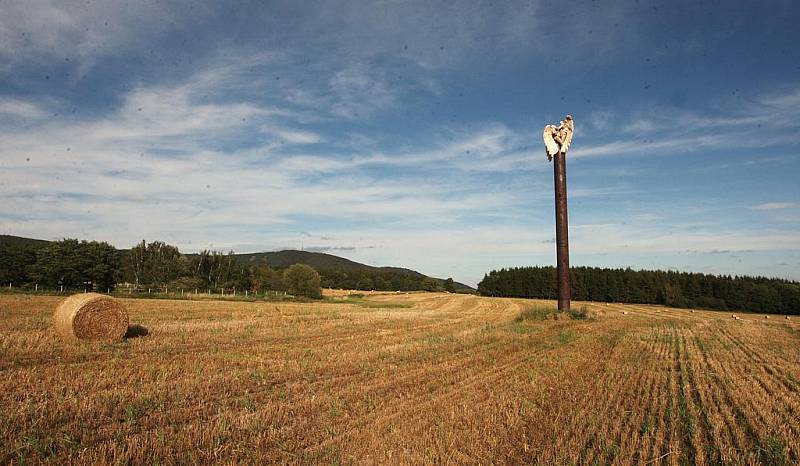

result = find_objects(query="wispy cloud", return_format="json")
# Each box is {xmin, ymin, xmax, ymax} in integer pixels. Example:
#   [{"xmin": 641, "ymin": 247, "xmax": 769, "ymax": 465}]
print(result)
[
  {"xmin": 0, "ymin": 98, "xmax": 49, "ymax": 120},
  {"xmin": 0, "ymin": 0, "xmax": 210, "ymax": 75},
  {"xmin": 752, "ymin": 202, "xmax": 796, "ymax": 211},
  {"xmin": 573, "ymin": 86, "xmax": 800, "ymax": 160}
]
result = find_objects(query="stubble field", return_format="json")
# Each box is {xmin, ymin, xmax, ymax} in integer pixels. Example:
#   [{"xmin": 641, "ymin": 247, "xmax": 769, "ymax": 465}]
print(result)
[{"xmin": 1, "ymin": 292, "xmax": 799, "ymax": 465}]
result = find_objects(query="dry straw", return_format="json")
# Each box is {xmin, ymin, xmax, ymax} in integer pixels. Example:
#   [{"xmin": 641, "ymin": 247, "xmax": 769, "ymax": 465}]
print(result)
[{"xmin": 53, "ymin": 293, "xmax": 129, "ymax": 341}]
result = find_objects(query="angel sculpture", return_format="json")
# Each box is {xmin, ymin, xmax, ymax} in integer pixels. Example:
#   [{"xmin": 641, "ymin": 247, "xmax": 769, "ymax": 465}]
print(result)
[{"xmin": 542, "ymin": 115, "xmax": 574, "ymax": 161}]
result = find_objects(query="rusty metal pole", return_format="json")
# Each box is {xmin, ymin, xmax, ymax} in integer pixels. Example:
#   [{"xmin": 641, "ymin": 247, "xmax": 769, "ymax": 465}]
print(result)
[{"xmin": 553, "ymin": 149, "xmax": 571, "ymax": 312}]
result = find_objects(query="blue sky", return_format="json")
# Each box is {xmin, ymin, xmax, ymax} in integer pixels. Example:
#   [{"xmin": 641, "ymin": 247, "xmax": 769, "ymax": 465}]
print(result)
[{"xmin": 1, "ymin": 0, "xmax": 799, "ymax": 286}]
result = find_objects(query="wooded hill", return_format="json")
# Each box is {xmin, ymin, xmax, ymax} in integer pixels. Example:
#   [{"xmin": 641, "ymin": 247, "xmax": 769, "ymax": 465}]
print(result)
[
  {"xmin": 227, "ymin": 250, "xmax": 472, "ymax": 291},
  {"xmin": 0, "ymin": 235, "xmax": 473, "ymax": 292}
]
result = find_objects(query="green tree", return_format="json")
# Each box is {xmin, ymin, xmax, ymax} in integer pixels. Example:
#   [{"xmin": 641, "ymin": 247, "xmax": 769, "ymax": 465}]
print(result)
[
  {"xmin": 122, "ymin": 240, "xmax": 185, "ymax": 287},
  {"xmin": 356, "ymin": 274, "xmax": 375, "ymax": 291},
  {"xmin": 30, "ymin": 239, "xmax": 120, "ymax": 291},
  {"xmin": 443, "ymin": 277, "xmax": 456, "ymax": 293},
  {"xmin": 283, "ymin": 264, "xmax": 322, "ymax": 298},
  {"xmin": 421, "ymin": 277, "xmax": 441, "ymax": 292},
  {"xmin": 0, "ymin": 242, "xmax": 37, "ymax": 285}
]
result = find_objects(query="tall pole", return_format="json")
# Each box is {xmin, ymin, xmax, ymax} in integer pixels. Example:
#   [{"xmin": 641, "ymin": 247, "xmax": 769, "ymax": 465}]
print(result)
[
  {"xmin": 543, "ymin": 115, "xmax": 573, "ymax": 312},
  {"xmin": 553, "ymin": 150, "xmax": 571, "ymax": 312}
]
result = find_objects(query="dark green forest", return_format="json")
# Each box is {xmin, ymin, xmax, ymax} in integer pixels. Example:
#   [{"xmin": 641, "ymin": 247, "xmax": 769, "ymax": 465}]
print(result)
[
  {"xmin": 478, "ymin": 266, "xmax": 800, "ymax": 315},
  {"xmin": 0, "ymin": 237, "xmax": 458, "ymax": 294}
]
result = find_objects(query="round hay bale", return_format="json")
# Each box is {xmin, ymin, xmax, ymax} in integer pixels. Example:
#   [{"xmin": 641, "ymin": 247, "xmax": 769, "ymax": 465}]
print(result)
[{"xmin": 53, "ymin": 293, "xmax": 129, "ymax": 341}]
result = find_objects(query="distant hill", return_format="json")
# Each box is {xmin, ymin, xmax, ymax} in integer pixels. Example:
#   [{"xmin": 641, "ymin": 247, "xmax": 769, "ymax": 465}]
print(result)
[
  {"xmin": 1, "ymin": 235, "xmax": 474, "ymax": 291},
  {"xmin": 231, "ymin": 249, "xmax": 474, "ymax": 291},
  {"xmin": 0, "ymin": 235, "xmax": 51, "ymax": 249}
]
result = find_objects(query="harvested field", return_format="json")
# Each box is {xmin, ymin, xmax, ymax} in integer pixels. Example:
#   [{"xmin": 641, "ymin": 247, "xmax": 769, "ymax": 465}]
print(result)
[{"xmin": 1, "ymin": 293, "xmax": 799, "ymax": 464}]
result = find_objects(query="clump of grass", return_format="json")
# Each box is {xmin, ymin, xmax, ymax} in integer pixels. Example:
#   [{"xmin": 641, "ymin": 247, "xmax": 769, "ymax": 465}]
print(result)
[
  {"xmin": 356, "ymin": 301, "xmax": 412, "ymax": 309},
  {"xmin": 558, "ymin": 329, "xmax": 575, "ymax": 345},
  {"xmin": 329, "ymin": 295, "xmax": 412, "ymax": 309},
  {"xmin": 757, "ymin": 435, "xmax": 787, "ymax": 466},
  {"xmin": 240, "ymin": 395, "xmax": 256, "ymax": 412},
  {"xmin": 568, "ymin": 305, "xmax": 593, "ymax": 320},
  {"xmin": 510, "ymin": 322, "xmax": 533, "ymax": 334},
  {"xmin": 515, "ymin": 305, "xmax": 557, "ymax": 322}
]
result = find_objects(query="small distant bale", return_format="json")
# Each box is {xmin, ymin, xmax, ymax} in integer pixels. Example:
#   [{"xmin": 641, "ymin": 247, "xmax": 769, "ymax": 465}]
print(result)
[
  {"xmin": 731, "ymin": 314, "xmax": 736, "ymax": 319},
  {"xmin": 786, "ymin": 316, "xmax": 791, "ymax": 320},
  {"xmin": 764, "ymin": 315, "xmax": 769, "ymax": 319},
  {"xmin": 690, "ymin": 310, "xmax": 696, "ymax": 313},
  {"xmin": 53, "ymin": 293, "xmax": 129, "ymax": 341},
  {"xmin": 622, "ymin": 311, "xmax": 629, "ymax": 315},
  {"xmin": 734, "ymin": 316, "xmax": 741, "ymax": 320}
]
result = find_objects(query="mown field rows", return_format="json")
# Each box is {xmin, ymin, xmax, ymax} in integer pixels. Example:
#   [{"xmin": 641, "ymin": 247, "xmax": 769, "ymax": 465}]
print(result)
[{"xmin": 0, "ymin": 293, "xmax": 798, "ymax": 464}]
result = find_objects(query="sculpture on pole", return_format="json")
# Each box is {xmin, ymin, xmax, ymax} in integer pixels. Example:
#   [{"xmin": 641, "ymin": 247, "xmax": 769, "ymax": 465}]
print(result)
[{"xmin": 542, "ymin": 115, "xmax": 573, "ymax": 312}]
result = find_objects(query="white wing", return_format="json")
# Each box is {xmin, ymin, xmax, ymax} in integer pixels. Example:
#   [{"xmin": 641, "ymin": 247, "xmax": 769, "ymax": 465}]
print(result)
[{"xmin": 543, "ymin": 125, "xmax": 559, "ymax": 159}]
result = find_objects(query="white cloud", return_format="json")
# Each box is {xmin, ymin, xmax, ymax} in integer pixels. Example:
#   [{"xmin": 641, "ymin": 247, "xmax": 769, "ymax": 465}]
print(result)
[
  {"xmin": 752, "ymin": 202, "xmax": 796, "ymax": 211},
  {"xmin": 329, "ymin": 65, "xmax": 397, "ymax": 118},
  {"xmin": 572, "ymin": 86, "xmax": 800, "ymax": 160},
  {"xmin": 0, "ymin": 0, "xmax": 211, "ymax": 74},
  {"xmin": 0, "ymin": 98, "xmax": 49, "ymax": 120}
]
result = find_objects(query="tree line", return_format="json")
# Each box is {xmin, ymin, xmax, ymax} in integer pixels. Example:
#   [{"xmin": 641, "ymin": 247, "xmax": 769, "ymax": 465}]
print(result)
[
  {"xmin": 0, "ymin": 238, "xmax": 462, "ymax": 297},
  {"xmin": 0, "ymin": 239, "xmax": 322, "ymax": 298},
  {"xmin": 478, "ymin": 266, "xmax": 800, "ymax": 315},
  {"xmin": 318, "ymin": 270, "xmax": 455, "ymax": 292}
]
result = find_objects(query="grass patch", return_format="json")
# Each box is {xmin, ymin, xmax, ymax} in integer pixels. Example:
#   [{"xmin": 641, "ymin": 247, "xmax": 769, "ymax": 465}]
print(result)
[
  {"xmin": 123, "ymin": 397, "xmax": 161, "ymax": 424},
  {"xmin": 510, "ymin": 322, "xmax": 533, "ymax": 334},
  {"xmin": 515, "ymin": 305, "xmax": 557, "ymax": 322},
  {"xmin": 787, "ymin": 373, "xmax": 799, "ymax": 392},
  {"xmin": 356, "ymin": 301, "xmax": 412, "ymax": 309},
  {"xmin": 599, "ymin": 329, "xmax": 624, "ymax": 348},
  {"xmin": 558, "ymin": 329, "xmax": 576, "ymax": 345},
  {"xmin": 757, "ymin": 435, "xmax": 788, "ymax": 466},
  {"xmin": 240, "ymin": 395, "xmax": 257, "ymax": 412},
  {"xmin": 568, "ymin": 305, "xmax": 592, "ymax": 320},
  {"xmin": 424, "ymin": 334, "xmax": 455, "ymax": 345},
  {"xmin": 329, "ymin": 296, "xmax": 412, "ymax": 309}
]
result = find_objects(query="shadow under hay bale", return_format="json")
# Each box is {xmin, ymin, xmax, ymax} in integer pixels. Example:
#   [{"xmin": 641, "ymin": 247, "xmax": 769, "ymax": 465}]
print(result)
[
  {"xmin": 125, "ymin": 324, "xmax": 149, "ymax": 338},
  {"xmin": 53, "ymin": 293, "xmax": 129, "ymax": 341}
]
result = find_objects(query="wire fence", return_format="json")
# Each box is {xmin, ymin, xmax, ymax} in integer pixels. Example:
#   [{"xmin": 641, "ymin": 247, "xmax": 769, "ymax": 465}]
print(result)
[{"xmin": 1, "ymin": 283, "xmax": 294, "ymax": 300}]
